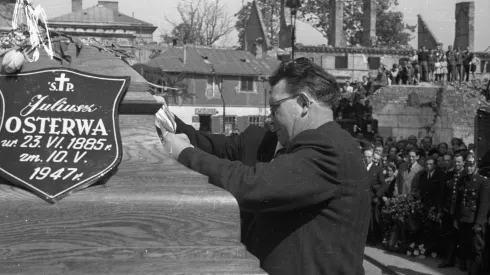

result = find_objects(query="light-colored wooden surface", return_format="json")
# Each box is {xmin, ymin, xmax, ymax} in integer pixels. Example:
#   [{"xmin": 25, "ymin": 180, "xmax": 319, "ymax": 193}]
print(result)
[{"xmin": 0, "ymin": 114, "xmax": 266, "ymax": 274}]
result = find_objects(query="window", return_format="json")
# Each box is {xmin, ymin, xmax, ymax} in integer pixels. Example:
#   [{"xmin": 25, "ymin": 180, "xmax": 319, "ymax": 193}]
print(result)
[
  {"xmin": 248, "ymin": 116, "xmax": 263, "ymax": 127},
  {"xmin": 238, "ymin": 76, "xmax": 256, "ymax": 93},
  {"xmin": 335, "ymin": 56, "xmax": 348, "ymax": 69},
  {"xmin": 368, "ymin": 57, "xmax": 381, "ymax": 70},
  {"xmin": 206, "ymin": 76, "xmax": 221, "ymax": 98},
  {"xmin": 224, "ymin": 116, "xmax": 237, "ymax": 135}
]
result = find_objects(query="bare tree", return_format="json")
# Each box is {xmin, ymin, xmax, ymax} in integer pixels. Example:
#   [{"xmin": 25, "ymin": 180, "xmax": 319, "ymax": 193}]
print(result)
[{"xmin": 163, "ymin": 0, "xmax": 234, "ymax": 46}]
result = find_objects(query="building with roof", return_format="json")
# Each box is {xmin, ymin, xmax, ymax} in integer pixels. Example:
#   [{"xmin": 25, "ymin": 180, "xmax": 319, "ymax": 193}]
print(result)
[
  {"xmin": 0, "ymin": 1, "xmax": 14, "ymax": 34},
  {"xmin": 48, "ymin": 0, "xmax": 157, "ymax": 47},
  {"xmin": 138, "ymin": 44, "xmax": 280, "ymax": 134}
]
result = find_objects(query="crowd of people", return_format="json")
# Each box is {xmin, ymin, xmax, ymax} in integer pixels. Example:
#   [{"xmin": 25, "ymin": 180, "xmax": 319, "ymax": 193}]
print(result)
[
  {"xmin": 360, "ymin": 132, "xmax": 490, "ymax": 274},
  {"xmin": 339, "ymin": 45, "xmax": 481, "ymax": 99}
]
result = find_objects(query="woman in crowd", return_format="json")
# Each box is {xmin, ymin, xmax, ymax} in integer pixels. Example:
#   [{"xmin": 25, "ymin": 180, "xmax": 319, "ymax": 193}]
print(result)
[
  {"xmin": 384, "ymin": 163, "xmax": 399, "ymax": 198},
  {"xmin": 434, "ymin": 56, "xmax": 442, "ymax": 82},
  {"xmin": 440, "ymin": 55, "xmax": 448, "ymax": 84}
]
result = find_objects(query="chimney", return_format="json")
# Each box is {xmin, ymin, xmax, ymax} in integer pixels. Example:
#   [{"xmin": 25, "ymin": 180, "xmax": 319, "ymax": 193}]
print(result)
[
  {"xmin": 454, "ymin": 2, "xmax": 475, "ymax": 50},
  {"xmin": 98, "ymin": 1, "xmax": 118, "ymax": 12},
  {"xmin": 72, "ymin": 0, "xmax": 83, "ymax": 13},
  {"xmin": 252, "ymin": 37, "xmax": 264, "ymax": 59},
  {"xmin": 361, "ymin": 0, "xmax": 376, "ymax": 47},
  {"xmin": 328, "ymin": 0, "xmax": 346, "ymax": 47}
]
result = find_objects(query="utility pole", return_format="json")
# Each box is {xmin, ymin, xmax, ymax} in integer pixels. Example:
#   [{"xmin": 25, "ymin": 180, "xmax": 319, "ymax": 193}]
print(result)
[{"xmin": 286, "ymin": 0, "xmax": 301, "ymax": 59}]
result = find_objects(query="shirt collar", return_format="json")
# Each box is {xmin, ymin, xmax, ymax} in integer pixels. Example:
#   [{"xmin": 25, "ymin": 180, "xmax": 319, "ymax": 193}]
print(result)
[{"xmin": 275, "ymin": 142, "xmax": 284, "ymax": 155}]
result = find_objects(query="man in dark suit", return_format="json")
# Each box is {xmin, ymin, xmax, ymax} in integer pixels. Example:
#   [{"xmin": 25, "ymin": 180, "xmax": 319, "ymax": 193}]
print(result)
[
  {"xmin": 363, "ymin": 148, "xmax": 387, "ymax": 245},
  {"xmin": 159, "ymin": 57, "xmax": 370, "ymax": 275},
  {"xmin": 419, "ymin": 157, "xmax": 445, "ymax": 209}
]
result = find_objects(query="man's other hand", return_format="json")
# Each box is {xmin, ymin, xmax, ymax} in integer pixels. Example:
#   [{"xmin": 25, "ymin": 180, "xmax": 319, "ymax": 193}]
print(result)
[{"xmin": 161, "ymin": 132, "xmax": 194, "ymax": 160}]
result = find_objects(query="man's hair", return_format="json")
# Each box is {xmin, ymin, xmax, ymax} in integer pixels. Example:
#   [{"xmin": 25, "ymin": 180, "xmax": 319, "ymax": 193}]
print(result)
[
  {"xmin": 426, "ymin": 157, "xmax": 436, "ymax": 164},
  {"xmin": 438, "ymin": 142, "xmax": 448, "ymax": 149},
  {"xmin": 454, "ymin": 153, "xmax": 465, "ymax": 161},
  {"xmin": 269, "ymin": 57, "xmax": 339, "ymax": 107},
  {"xmin": 443, "ymin": 153, "xmax": 454, "ymax": 159},
  {"xmin": 408, "ymin": 149, "xmax": 419, "ymax": 156}
]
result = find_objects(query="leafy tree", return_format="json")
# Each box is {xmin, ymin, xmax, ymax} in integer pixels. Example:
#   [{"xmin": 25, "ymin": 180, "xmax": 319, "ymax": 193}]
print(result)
[{"xmin": 235, "ymin": 0, "xmax": 415, "ymax": 49}]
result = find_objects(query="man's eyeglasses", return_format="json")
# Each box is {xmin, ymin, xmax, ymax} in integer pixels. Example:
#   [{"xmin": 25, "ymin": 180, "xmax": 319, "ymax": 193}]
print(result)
[
  {"xmin": 269, "ymin": 94, "xmax": 300, "ymax": 116},
  {"xmin": 465, "ymin": 161, "xmax": 476, "ymax": 167}
]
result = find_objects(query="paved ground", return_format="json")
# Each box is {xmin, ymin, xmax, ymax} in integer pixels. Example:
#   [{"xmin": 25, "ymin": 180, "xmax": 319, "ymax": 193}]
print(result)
[
  {"xmin": 364, "ymin": 246, "xmax": 466, "ymax": 275},
  {"xmin": 364, "ymin": 259, "xmax": 387, "ymax": 275}
]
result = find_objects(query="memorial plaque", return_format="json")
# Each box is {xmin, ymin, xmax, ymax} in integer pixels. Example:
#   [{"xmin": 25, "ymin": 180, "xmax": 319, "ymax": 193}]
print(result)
[{"xmin": 0, "ymin": 68, "xmax": 129, "ymax": 203}]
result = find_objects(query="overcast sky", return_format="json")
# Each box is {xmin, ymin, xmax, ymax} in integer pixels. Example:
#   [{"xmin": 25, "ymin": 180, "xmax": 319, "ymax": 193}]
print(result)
[{"xmin": 33, "ymin": 0, "xmax": 490, "ymax": 51}]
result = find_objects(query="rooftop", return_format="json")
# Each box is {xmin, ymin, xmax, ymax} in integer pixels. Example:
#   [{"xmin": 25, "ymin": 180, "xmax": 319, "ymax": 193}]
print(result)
[
  {"xmin": 48, "ymin": 4, "xmax": 156, "ymax": 29},
  {"xmin": 144, "ymin": 46, "xmax": 280, "ymax": 77}
]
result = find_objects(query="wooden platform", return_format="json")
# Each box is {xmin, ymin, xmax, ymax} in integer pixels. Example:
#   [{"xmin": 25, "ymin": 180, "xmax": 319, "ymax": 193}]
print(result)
[{"xmin": 0, "ymin": 48, "xmax": 266, "ymax": 274}]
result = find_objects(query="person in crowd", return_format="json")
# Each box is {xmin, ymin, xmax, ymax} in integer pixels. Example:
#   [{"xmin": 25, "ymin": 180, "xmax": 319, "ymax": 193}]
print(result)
[
  {"xmin": 397, "ymin": 149, "xmax": 424, "ymax": 195},
  {"xmin": 436, "ymin": 155, "xmax": 445, "ymax": 169},
  {"xmin": 463, "ymin": 47, "xmax": 472, "ymax": 82},
  {"xmin": 428, "ymin": 49, "xmax": 436, "ymax": 83},
  {"xmin": 453, "ymin": 154, "xmax": 490, "ymax": 273},
  {"xmin": 388, "ymin": 64, "xmax": 399, "ymax": 86},
  {"xmin": 470, "ymin": 53, "xmax": 479, "ymax": 80},
  {"xmin": 421, "ymin": 136, "xmax": 433, "ymax": 154},
  {"xmin": 374, "ymin": 135, "xmax": 384, "ymax": 146},
  {"xmin": 410, "ymin": 49, "xmax": 419, "ymax": 67},
  {"xmin": 363, "ymin": 99, "xmax": 373, "ymax": 121},
  {"xmin": 438, "ymin": 142, "xmax": 449, "ymax": 155},
  {"xmin": 399, "ymin": 61, "xmax": 409, "ymax": 85},
  {"xmin": 370, "ymin": 66, "xmax": 388, "ymax": 94},
  {"xmin": 159, "ymin": 57, "xmax": 370, "ymax": 275},
  {"xmin": 451, "ymin": 138, "xmax": 462, "ymax": 151},
  {"xmin": 407, "ymin": 135, "xmax": 418, "ymax": 147},
  {"xmin": 362, "ymin": 75, "xmax": 372, "ymax": 92},
  {"xmin": 374, "ymin": 144, "xmax": 384, "ymax": 158},
  {"xmin": 428, "ymin": 148, "xmax": 440, "ymax": 159},
  {"xmin": 373, "ymin": 152, "xmax": 382, "ymax": 167},
  {"xmin": 434, "ymin": 55, "xmax": 442, "ymax": 82},
  {"xmin": 418, "ymin": 157, "xmax": 444, "ymax": 209},
  {"xmin": 384, "ymin": 163, "xmax": 399, "ymax": 198},
  {"xmin": 388, "ymin": 146, "xmax": 399, "ymax": 157},
  {"xmin": 438, "ymin": 153, "xmax": 466, "ymax": 269},
  {"xmin": 413, "ymin": 63, "xmax": 421, "ymax": 85},
  {"xmin": 334, "ymin": 97, "xmax": 354, "ymax": 120},
  {"xmin": 396, "ymin": 140, "xmax": 407, "ymax": 152},
  {"xmin": 353, "ymin": 81, "xmax": 366, "ymax": 96},
  {"xmin": 418, "ymin": 46, "xmax": 429, "ymax": 82},
  {"xmin": 455, "ymin": 46, "xmax": 463, "ymax": 82},
  {"xmin": 440, "ymin": 55, "xmax": 448, "ymax": 84},
  {"xmin": 385, "ymin": 136, "xmax": 395, "ymax": 148},
  {"xmin": 364, "ymin": 148, "xmax": 387, "ymax": 246},
  {"xmin": 446, "ymin": 45, "xmax": 457, "ymax": 82},
  {"xmin": 442, "ymin": 153, "xmax": 454, "ymax": 174},
  {"xmin": 341, "ymin": 81, "xmax": 354, "ymax": 100}
]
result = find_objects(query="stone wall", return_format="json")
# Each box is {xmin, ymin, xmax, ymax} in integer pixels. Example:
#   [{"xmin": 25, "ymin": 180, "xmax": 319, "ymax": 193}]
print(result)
[
  {"xmin": 370, "ymin": 85, "xmax": 482, "ymax": 145},
  {"xmin": 295, "ymin": 51, "xmax": 403, "ymax": 81}
]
